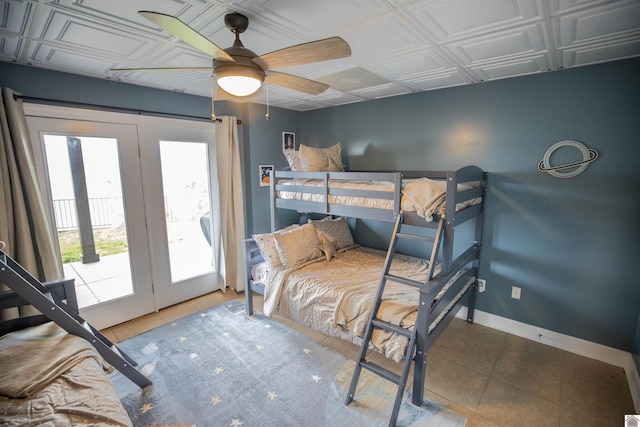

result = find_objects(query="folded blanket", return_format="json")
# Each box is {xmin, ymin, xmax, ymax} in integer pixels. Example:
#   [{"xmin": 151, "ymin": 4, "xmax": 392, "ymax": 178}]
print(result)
[
  {"xmin": 0, "ymin": 357, "xmax": 133, "ymax": 427},
  {"xmin": 401, "ymin": 177, "xmax": 475, "ymax": 221},
  {"xmin": 0, "ymin": 322, "xmax": 112, "ymax": 398}
]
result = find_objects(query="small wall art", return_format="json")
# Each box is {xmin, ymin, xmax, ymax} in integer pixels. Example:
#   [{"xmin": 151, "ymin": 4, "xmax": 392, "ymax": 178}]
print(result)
[
  {"xmin": 259, "ymin": 164, "xmax": 274, "ymax": 187},
  {"xmin": 283, "ymin": 132, "xmax": 295, "ymax": 151},
  {"xmin": 538, "ymin": 140, "xmax": 598, "ymax": 179}
]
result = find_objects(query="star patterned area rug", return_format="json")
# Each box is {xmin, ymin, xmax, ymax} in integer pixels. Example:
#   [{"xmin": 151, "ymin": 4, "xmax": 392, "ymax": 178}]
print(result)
[{"xmin": 111, "ymin": 300, "xmax": 466, "ymax": 427}]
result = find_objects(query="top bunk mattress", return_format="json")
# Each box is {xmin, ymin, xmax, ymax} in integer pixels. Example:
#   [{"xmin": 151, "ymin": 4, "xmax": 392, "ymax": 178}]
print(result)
[{"xmin": 275, "ymin": 173, "xmax": 483, "ymax": 222}]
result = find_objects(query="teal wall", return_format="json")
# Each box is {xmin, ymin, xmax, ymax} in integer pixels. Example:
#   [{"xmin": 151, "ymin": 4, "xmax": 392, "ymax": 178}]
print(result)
[
  {"xmin": 298, "ymin": 58, "xmax": 640, "ymax": 354},
  {"xmin": 240, "ymin": 102, "xmax": 301, "ymax": 233},
  {"xmin": 2, "ymin": 59, "xmax": 639, "ymax": 364}
]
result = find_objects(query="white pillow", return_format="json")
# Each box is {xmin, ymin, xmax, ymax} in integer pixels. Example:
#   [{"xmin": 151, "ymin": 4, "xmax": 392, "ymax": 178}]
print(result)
[
  {"xmin": 284, "ymin": 150, "xmax": 303, "ymax": 171},
  {"xmin": 252, "ymin": 224, "xmax": 299, "ymax": 268},
  {"xmin": 299, "ymin": 143, "xmax": 345, "ymax": 172},
  {"xmin": 273, "ymin": 223, "xmax": 322, "ymax": 269}
]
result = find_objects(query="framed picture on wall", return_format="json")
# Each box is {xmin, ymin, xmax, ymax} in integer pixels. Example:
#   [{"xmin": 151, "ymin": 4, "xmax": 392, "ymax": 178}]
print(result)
[
  {"xmin": 283, "ymin": 132, "xmax": 295, "ymax": 151},
  {"xmin": 259, "ymin": 165, "xmax": 274, "ymax": 187}
]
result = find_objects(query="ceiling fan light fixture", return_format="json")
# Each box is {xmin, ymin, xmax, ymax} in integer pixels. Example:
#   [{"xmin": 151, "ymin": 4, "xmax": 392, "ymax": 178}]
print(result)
[
  {"xmin": 215, "ymin": 65, "xmax": 265, "ymax": 97},
  {"xmin": 124, "ymin": 11, "xmax": 352, "ymax": 100}
]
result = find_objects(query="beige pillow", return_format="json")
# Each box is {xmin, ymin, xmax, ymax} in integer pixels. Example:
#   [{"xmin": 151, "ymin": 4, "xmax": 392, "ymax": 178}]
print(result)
[
  {"xmin": 252, "ymin": 224, "xmax": 300, "ymax": 268},
  {"xmin": 273, "ymin": 223, "xmax": 323, "ymax": 269},
  {"xmin": 309, "ymin": 216, "xmax": 354, "ymax": 250},
  {"xmin": 299, "ymin": 143, "xmax": 345, "ymax": 172}
]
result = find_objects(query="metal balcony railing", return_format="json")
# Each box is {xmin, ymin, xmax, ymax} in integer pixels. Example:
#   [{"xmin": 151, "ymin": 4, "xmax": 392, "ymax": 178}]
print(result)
[
  {"xmin": 53, "ymin": 196, "xmax": 206, "ymax": 230},
  {"xmin": 53, "ymin": 197, "xmax": 122, "ymax": 230}
]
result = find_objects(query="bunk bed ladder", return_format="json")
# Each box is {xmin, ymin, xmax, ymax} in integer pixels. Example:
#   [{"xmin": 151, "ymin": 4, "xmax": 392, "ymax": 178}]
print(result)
[
  {"xmin": 0, "ymin": 249, "xmax": 152, "ymax": 389},
  {"xmin": 345, "ymin": 213, "xmax": 444, "ymax": 427}
]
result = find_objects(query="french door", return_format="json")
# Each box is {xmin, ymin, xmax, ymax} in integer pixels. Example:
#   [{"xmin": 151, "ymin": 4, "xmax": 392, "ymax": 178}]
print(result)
[
  {"xmin": 25, "ymin": 105, "xmax": 222, "ymax": 329},
  {"xmin": 137, "ymin": 123, "xmax": 221, "ymax": 309}
]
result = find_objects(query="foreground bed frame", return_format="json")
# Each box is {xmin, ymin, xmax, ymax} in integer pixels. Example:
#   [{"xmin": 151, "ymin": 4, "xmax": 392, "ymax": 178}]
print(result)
[
  {"xmin": 0, "ymin": 277, "xmax": 77, "ymax": 336},
  {"xmin": 243, "ymin": 165, "xmax": 487, "ymax": 423},
  {"xmin": 0, "ymin": 250, "xmax": 151, "ymax": 389},
  {"xmin": 0, "ymin": 271, "xmax": 136, "ymax": 426}
]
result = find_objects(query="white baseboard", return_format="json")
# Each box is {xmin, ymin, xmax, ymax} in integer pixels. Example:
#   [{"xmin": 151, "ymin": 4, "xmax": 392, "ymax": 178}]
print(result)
[{"xmin": 456, "ymin": 307, "xmax": 640, "ymax": 412}]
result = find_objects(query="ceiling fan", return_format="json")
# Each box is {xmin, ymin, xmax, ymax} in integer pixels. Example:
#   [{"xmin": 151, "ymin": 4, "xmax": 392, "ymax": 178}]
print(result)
[{"xmin": 112, "ymin": 11, "xmax": 351, "ymax": 100}]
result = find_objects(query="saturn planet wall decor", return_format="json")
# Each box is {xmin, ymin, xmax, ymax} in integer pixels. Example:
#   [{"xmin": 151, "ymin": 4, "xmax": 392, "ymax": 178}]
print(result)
[{"xmin": 538, "ymin": 140, "xmax": 598, "ymax": 179}]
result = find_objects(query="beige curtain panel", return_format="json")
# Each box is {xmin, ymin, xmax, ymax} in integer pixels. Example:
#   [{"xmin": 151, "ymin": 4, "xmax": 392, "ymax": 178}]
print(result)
[
  {"xmin": 214, "ymin": 116, "xmax": 246, "ymax": 292},
  {"xmin": 0, "ymin": 87, "xmax": 62, "ymax": 319}
]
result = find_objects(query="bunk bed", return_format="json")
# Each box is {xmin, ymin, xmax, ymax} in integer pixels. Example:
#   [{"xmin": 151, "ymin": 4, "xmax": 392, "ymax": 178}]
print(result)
[
  {"xmin": 243, "ymin": 164, "xmax": 486, "ymax": 423},
  {"xmin": 0, "ymin": 274, "xmax": 133, "ymax": 426}
]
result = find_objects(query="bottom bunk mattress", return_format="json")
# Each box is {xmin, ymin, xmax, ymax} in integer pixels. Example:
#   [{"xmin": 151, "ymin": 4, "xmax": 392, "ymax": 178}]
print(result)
[
  {"xmin": 0, "ymin": 322, "xmax": 132, "ymax": 427},
  {"xmin": 258, "ymin": 245, "xmax": 474, "ymax": 363}
]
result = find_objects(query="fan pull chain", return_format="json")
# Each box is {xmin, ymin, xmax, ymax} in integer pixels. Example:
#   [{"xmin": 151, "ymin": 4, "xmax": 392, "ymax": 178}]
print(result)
[
  {"xmin": 210, "ymin": 75, "xmax": 217, "ymax": 122},
  {"xmin": 265, "ymin": 83, "xmax": 270, "ymax": 120}
]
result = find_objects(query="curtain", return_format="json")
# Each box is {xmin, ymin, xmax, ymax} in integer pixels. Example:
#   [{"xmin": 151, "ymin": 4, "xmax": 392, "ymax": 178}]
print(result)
[
  {"xmin": 214, "ymin": 116, "xmax": 245, "ymax": 292},
  {"xmin": 0, "ymin": 88, "xmax": 63, "ymax": 318}
]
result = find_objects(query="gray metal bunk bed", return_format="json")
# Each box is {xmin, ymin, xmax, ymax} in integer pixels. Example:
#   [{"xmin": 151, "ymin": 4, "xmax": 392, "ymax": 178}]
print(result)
[{"xmin": 243, "ymin": 165, "xmax": 487, "ymax": 426}]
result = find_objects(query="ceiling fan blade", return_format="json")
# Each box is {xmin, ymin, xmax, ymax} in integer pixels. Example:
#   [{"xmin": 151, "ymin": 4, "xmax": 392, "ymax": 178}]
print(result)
[
  {"xmin": 266, "ymin": 71, "xmax": 329, "ymax": 95},
  {"xmin": 111, "ymin": 67, "xmax": 212, "ymax": 72},
  {"xmin": 254, "ymin": 37, "xmax": 351, "ymax": 70},
  {"xmin": 139, "ymin": 11, "xmax": 233, "ymax": 62}
]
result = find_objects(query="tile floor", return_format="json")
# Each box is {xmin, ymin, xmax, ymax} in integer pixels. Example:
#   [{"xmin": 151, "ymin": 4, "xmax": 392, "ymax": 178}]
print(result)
[{"xmin": 102, "ymin": 290, "xmax": 637, "ymax": 427}]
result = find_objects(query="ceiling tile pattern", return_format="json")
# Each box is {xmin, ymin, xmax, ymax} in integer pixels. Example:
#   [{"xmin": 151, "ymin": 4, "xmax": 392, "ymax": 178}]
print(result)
[{"xmin": 2, "ymin": 0, "xmax": 639, "ymax": 111}]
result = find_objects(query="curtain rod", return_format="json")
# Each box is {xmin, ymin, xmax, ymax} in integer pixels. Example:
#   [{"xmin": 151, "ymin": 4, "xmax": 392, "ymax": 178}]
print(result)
[{"xmin": 13, "ymin": 94, "xmax": 242, "ymax": 124}]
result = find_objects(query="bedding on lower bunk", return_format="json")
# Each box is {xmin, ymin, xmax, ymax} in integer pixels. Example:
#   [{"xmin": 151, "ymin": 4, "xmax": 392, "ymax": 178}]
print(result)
[
  {"xmin": 254, "ymin": 222, "xmax": 474, "ymax": 362},
  {"xmin": 0, "ymin": 321, "xmax": 132, "ymax": 427},
  {"xmin": 277, "ymin": 176, "xmax": 482, "ymax": 221}
]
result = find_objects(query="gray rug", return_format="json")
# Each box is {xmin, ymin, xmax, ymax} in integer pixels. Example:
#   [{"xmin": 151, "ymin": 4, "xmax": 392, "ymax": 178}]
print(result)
[{"xmin": 112, "ymin": 300, "xmax": 466, "ymax": 427}]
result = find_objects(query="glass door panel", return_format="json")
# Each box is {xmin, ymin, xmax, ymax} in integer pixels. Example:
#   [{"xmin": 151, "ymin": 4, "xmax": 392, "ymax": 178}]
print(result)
[
  {"xmin": 139, "ymin": 123, "xmax": 222, "ymax": 309},
  {"xmin": 43, "ymin": 135, "xmax": 133, "ymax": 309},
  {"xmin": 160, "ymin": 141, "xmax": 214, "ymax": 283}
]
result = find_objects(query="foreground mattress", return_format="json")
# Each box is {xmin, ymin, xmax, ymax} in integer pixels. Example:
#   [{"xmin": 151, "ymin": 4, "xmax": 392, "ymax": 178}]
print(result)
[
  {"xmin": 0, "ymin": 322, "xmax": 132, "ymax": 427},
  {"xmin": 258, "ymin": 246, "xmax": 473, "ymax": 363}
]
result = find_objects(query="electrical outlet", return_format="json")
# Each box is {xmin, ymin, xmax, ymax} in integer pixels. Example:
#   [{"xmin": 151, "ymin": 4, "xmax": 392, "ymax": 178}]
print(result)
[
  {"xmin": 477, "ymin": 278, "xmax": 486, "ymax": 292},
  {"xmin": 511, "ymin": 286, "xmax": 521, "ymax": 299}
]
